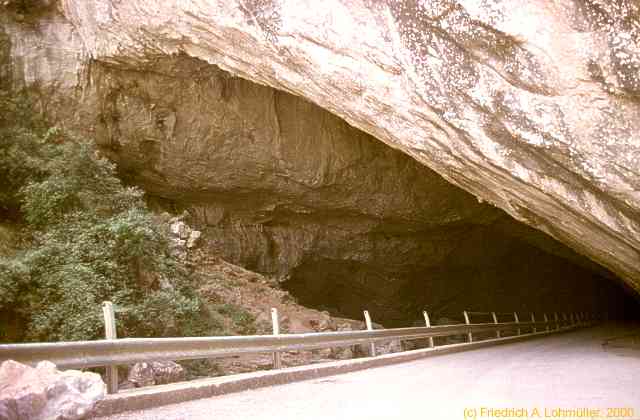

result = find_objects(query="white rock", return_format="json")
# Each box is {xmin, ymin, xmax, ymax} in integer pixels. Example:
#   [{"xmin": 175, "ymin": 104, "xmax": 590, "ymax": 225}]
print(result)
[
  {"xmin": 186, "ymin": 230, "xmax": 201, "ymax": 249},
  {"xmin": 170, "ymin": 221, "xmax": 190, "ymax": 240},
  {"xmin": 0, "ymin": 360, "xmax": 105, "ymax": 420}
]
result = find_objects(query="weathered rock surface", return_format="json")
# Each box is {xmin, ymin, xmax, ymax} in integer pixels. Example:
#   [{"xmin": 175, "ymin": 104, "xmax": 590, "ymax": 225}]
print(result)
[
  {"xmin": 1, "ymin": 1, "xmax": 639, "ymax": 320},
  {"xmin": 0, "ymin": 360, "xmax": 105, "ymax": 420},
  {"xmin": 31, "ymin": 0, "xmax": 637, "ymax": 291}
]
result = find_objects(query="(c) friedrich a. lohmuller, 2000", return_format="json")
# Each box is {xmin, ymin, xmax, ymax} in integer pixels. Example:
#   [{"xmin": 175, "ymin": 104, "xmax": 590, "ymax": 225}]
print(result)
[{"xmin": 465, "ymin": 406, "xmax": 635, "ymax": 419}]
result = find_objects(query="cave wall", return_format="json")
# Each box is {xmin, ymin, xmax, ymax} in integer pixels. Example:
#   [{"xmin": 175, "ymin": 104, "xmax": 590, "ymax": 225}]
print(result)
[
  {"xmin": 75, "ymin": 56, "xmax": 637, "ymax": 325},
  {"xmin": 89, "ymin": 57, "xmax": 498, "ymax": 280},
  {"xmin": 113, "ymin": 57, "xmax": 638, "ymax": 323},
  {"xmin": 1, "ymin": 3, "xmax": 638, "ymax": 326}
]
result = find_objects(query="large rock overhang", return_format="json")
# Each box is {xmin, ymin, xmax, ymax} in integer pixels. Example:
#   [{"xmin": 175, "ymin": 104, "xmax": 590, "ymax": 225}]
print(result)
[{"xmin": 7, "ymin": 0, "xmax": 640, "ymax": 293}]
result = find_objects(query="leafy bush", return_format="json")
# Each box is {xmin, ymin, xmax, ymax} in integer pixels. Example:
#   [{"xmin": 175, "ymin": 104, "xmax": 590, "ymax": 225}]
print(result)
[{"xmin": 0, "ymin": 90, "xmax": 213, "ymax": 342}]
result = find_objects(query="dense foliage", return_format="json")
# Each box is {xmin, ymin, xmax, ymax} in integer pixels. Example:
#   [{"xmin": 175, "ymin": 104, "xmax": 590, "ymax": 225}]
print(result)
[{"xmin": 0, "ymin": 90, "xmax": 214, "ymax": 342}]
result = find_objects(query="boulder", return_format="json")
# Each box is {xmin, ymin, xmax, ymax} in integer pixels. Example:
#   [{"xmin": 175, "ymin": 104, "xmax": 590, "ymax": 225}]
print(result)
[
  {"xmin": 0, "ymin": 360, "xmax": 105, "ymax": 420},
  {"xmin": 127, "ymin": 361, "xmax": 185, "ymax": 388}
]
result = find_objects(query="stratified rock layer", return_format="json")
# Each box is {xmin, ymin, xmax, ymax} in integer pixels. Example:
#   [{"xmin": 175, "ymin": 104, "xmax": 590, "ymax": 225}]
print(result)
[{"xmin": 1, "ymin": 1, "xmax": 639, "ymax": 317}]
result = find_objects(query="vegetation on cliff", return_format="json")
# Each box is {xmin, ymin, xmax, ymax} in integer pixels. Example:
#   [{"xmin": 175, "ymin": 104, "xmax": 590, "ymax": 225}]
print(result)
[{"xmin": 0, "ymin": 90, "xmax": 218, "ymax": 342}]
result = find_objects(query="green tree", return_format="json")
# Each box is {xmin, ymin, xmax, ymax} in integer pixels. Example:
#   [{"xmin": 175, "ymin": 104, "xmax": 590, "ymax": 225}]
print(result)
[{"xmin": 0, "ymin": 91, "xmax": 212, "ymax": 342}]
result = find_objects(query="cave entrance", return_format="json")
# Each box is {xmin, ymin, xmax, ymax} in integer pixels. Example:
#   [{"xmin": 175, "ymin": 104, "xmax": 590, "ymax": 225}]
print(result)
[{"xmin": 96, "ymin": 56, "xmax": 640, "ymax": 329}]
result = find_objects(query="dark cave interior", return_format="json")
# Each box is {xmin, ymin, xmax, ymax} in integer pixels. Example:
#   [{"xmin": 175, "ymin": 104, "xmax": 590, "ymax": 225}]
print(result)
[{"xmin": 281, "ymin": 227, "xmax": 640, "ymax": 327}]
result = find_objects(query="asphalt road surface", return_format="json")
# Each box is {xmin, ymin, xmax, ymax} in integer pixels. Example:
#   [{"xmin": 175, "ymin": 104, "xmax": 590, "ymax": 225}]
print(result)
[{"xmin": 99, "ymin": 324, "xmax": 640, "ymax": 420}]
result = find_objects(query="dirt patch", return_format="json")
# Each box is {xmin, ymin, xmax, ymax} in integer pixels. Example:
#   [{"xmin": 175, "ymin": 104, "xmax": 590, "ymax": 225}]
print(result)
[{"xmin": 182, "ymin": 247, "xmax": 403, "ymax": 378}]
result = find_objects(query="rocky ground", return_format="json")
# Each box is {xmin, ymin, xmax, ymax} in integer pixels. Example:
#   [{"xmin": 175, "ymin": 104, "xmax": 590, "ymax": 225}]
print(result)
[
  {"xmin": 187, "ymin": 246, "xmax": 405, "ymax": 378},
  {"xmin": 119, "ymin": 214, "xmax": 403, "ymax": 386}
]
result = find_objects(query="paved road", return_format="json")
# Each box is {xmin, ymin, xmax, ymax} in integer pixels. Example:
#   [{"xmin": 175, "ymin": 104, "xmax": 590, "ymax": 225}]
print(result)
[{"xmin": 99, "ymin": 324, "xmax": 640, "ymax": 420}]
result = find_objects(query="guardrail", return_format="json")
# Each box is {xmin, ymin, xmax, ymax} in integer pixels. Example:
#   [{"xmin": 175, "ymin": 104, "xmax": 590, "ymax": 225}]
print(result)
[{"xmin": 0, "ymin": 304, "xmax": 597, "ymax": 394}]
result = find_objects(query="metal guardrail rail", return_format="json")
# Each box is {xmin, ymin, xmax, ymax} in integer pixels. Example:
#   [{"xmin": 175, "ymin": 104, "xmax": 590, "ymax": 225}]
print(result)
[
  {"xmin": 0, "ymin": 306, "xmax": 597, "ymax": 394},
  {"xmin": 0, "ymin": 321, "xmax": 563, "ymax": 368}
]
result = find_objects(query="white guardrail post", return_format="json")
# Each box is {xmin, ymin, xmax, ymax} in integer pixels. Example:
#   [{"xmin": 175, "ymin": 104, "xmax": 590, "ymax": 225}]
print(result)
[
  {"xmin": 554, "ymin": 312, "xmax": 559, "ymax": 330},
  {"xmin": 491, "ymin": 312, "xmax": 500, "ymax": 338},
  {"xmin": 101, "ymin": 301, "xmax": 118, "ymax": 394},
  {"xmin": 422, "ymin": 311, "xmax": 435, "ymax": 348},
  {"xmin": 271, "ymin": 308, "xmax": 281, "ymax": 369},
  {"xmin": 463, "ymin": 311, "xmax": 472, "ymax": 343},
  {"xmin": 531, "ymin": 313, "xmax": 536, "ymax": 333},
  {"xmin": 544, "ymin": 313, "xmax": 549, "ymax": 332},
  {"xmin": 363, "ymin": 310, "xmax": 376, "ymax": 357},
  {"xmin": 514, "ymin": 312, "xmax": 520, "ymax": 335}
]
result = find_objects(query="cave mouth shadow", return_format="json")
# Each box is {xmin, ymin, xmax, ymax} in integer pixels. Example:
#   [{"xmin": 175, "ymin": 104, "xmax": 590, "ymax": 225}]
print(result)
[{"xmin": 281, "ymin": 228, "xmax": 640, "ymax": 328}]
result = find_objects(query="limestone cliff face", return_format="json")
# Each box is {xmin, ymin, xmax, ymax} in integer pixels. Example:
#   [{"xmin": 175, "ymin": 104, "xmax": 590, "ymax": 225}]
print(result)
[{"xmin": 1, "ymin": 1, "xmax": 639, "ymax": 321}]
